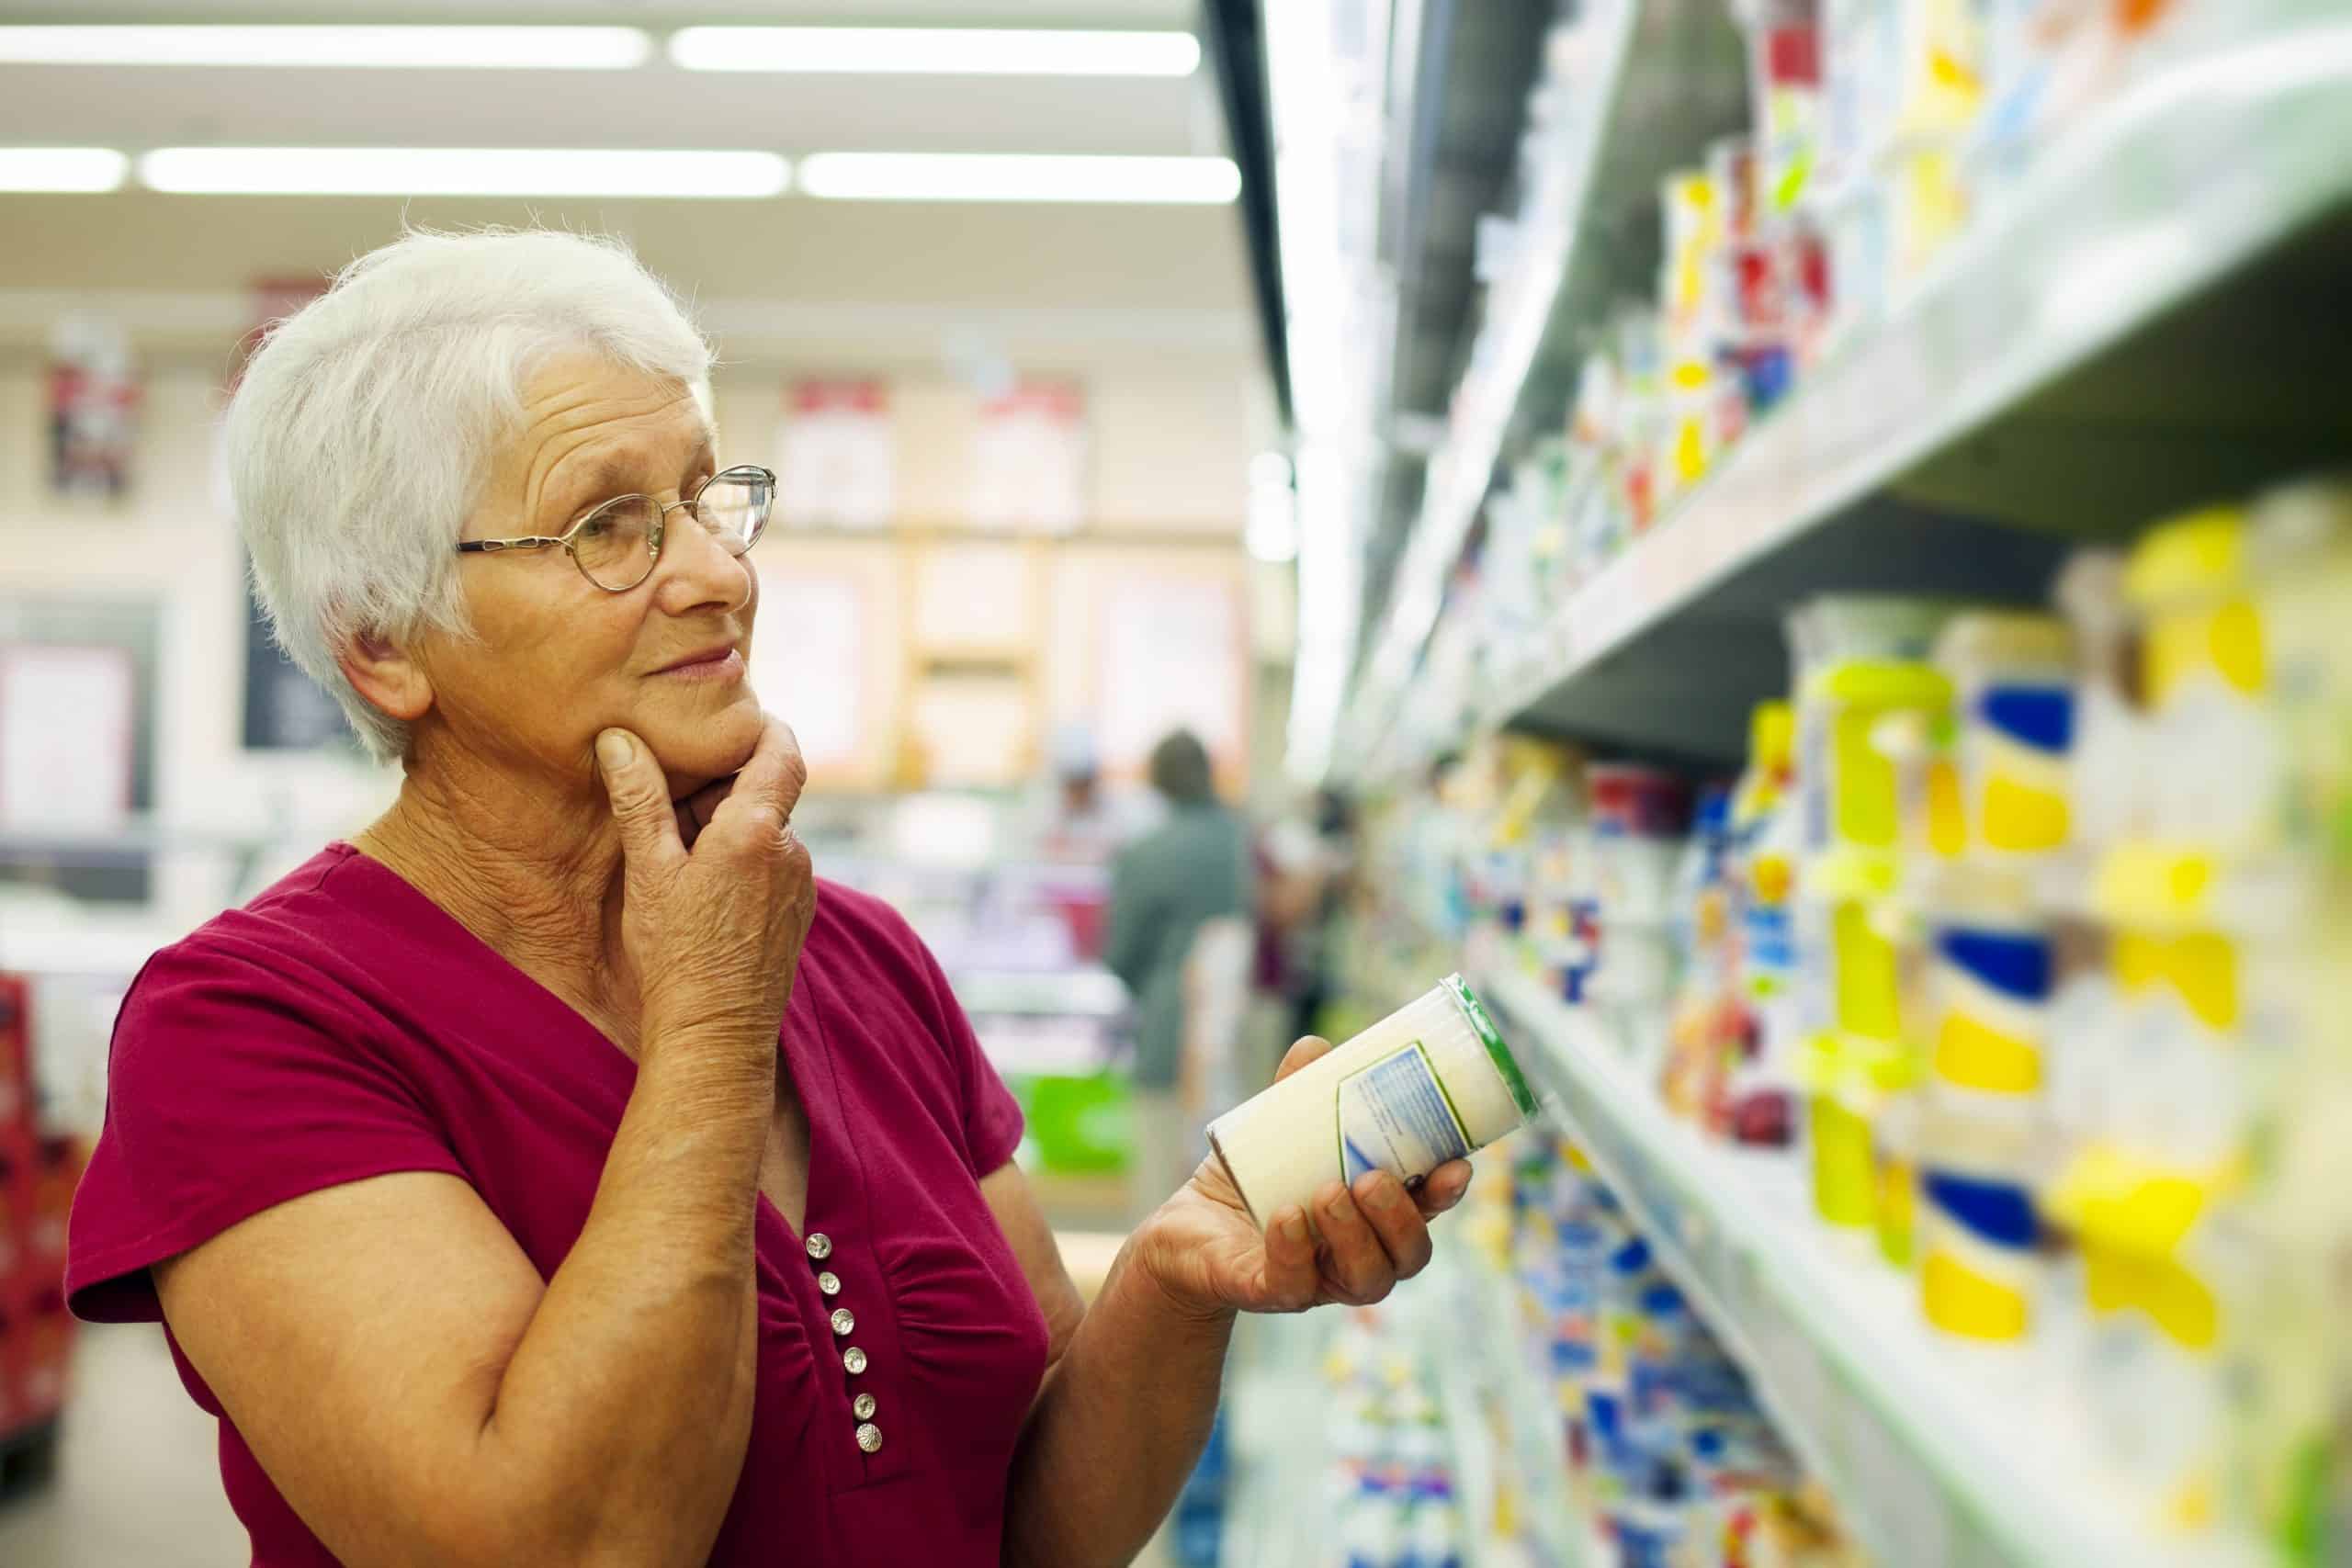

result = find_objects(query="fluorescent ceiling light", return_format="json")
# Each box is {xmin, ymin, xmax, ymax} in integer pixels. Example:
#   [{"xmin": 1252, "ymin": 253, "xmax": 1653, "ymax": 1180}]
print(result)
[
  {"xmin": 670, "ymin": 27, "xmax": 1198, "ymax": 76},
  {"xmin": 797, "ymin": 153, "xmax": 1238, "ymax": 204},
  {"xmin": 0, "ymin": 147, "xmax": 128, "ymax": 192},
  {"xmin": 0, "ymin": 26, "xmax": 650, "ymax": 69},
  {"xmin": 138, "ymin": 148, "xmax": 788, "ymax": 198}
]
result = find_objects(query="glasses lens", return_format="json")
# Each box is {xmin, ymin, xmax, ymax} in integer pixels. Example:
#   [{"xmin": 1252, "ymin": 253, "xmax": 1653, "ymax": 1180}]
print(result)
[
  {"xmin": 695, "ymin": 468, "xmax": 773, "ymax": 554},
  {"xmin": 572, "ymin": 496, "xmax": 660, "ymax": 590}
]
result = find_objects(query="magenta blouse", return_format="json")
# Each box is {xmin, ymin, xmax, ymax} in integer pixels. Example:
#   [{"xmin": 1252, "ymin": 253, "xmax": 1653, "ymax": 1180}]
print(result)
[{"xmin": 67, "ymin": 842, "xmax": 1049, "ymax": 1566}]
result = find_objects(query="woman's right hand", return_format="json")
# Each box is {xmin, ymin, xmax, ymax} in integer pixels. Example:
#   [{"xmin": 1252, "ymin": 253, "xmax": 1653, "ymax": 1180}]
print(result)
[{"xmin": 595, "ymin": 715, "xmax": 818, "ymax": 1056}]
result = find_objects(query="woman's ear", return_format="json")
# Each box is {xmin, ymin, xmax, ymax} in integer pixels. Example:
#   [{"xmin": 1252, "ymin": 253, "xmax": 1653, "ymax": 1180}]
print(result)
[{"xmin": 338, "ymin": 628, "xmax": 434, "ymax": 726}]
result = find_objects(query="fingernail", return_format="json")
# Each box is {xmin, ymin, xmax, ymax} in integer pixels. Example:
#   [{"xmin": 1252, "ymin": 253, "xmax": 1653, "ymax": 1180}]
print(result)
[
  {"xmin": 1317, "ymin": 1182, "xmax": 1349, "ymax": 1212},
  {"xmin": 595, "ymin": 731, "xmax": 632, "ymax": 771},
  {"xmin": 1279, "ymin": 1212, "xmax": 1309, "ymax": 1245},
  {"xmin": 1355, "ymin": 1173, "xmax": 1396, "ymax": 1207}
]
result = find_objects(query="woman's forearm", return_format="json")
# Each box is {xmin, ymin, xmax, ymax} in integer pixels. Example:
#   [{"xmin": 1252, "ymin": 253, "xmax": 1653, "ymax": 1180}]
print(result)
[
  {"xmin": 1002, "ymin": 1240, "xmax": 1237, "ymax": 1568},
  {"xmin": 469, "ymin": 1021, "xmax": 773, "ymax": 1565}
]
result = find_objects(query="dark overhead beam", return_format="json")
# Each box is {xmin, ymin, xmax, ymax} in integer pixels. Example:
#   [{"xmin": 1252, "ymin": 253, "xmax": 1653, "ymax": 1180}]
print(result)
[{"xmin": 1200, "ymin": 0, "xmax": 1292, "ymax": 427}]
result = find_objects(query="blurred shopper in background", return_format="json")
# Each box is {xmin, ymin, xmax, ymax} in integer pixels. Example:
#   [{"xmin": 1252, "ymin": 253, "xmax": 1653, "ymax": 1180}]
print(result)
[
  {"xmin": 1031, "ymin": 720, "xmax": 1138, "ymax": 866},
  {"xmin": 62, "ymin": 231, "xmax": 1467, "ymax": 1568},
  {"xmin": 1105, "ymin": 729, "xmax": 1257, "ymax": 1215}
]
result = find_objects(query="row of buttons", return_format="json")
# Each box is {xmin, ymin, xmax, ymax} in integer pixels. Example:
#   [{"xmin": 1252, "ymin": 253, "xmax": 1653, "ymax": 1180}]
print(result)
[{"xmin": 807, "ymin": 1233, "xmax": 883, "ymax": 1454}]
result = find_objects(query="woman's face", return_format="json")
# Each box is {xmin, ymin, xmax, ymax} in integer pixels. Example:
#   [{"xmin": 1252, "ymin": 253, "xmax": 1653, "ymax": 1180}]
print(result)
[{"xmin": 422, "ymin": 354, "xmax": 765, "ymax": 795}]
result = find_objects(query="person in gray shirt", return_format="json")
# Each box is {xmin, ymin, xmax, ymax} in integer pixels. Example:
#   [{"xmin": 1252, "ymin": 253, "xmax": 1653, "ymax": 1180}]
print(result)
[{"xmin": 1104, "ymin": 729, "xmax": 1254, "ymax": 1215}]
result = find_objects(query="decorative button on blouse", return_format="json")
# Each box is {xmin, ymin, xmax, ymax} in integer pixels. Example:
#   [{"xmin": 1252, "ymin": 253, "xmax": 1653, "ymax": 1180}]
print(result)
[
  {"xmin": 830, "ymin": 1307, "xmax": 856, "ymax": 1337},
  {"xmin": 853, "ymin": 1392, "xmax": 876, "ymax": 1421},
  {"xmin": 842, "ymin": 1346, "xmax": 868, "ymax": 1376},
  {"xmin": 817, "ymin": 1270, "xmax": 842, "ymax": 1297},
  {"xmin": 805, "ymin": 1234, "xmax": 833, "ymax": 1262},
  {"xmin": 855, "ymin": 1422, "xmax": 884, "ymax": 1455}
]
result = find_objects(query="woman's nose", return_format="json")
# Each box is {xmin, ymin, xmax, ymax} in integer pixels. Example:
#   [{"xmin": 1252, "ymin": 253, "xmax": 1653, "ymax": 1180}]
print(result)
[{"xmin": 652, "ymin": 503, "xmax": 753, "ymax": 613}]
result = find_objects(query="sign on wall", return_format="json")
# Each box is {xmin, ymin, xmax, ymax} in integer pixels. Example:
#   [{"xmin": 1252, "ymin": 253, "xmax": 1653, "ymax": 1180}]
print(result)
[
  {"xmin": 749, "ymin": 566, "xmax": 868, "ymax": 773},
  {"xmin": 0, "ymin": 644, "xmax": 135, "ymax": 834},
  {"xmin": 1097, "ymin": 573, "xmax": 1242, "ymax": 774},
  {"xmin": 971, "ymin": 379, "xmax": 1087, "ymax": 535},
  {"xmin": 45, "ymin": 314, "xmax": 140, "ymax": 502},
  {"xmin": 776, "ymin": 379, "xmax": 894, "ymax": 531}
]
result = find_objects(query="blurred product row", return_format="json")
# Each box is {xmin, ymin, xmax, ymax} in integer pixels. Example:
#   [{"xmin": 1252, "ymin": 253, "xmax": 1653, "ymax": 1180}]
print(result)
[
  {"xmin": 1223, "ymin": 1135, "xmax": 1867, "ymax": 1568},
  {"xmin": 1461, "ymin": 0, "xmax": 2219, "ymax": 665},
  {"xmin": 1340, "ymin": 474, "xmax": 2350, "ymax": 1562}
]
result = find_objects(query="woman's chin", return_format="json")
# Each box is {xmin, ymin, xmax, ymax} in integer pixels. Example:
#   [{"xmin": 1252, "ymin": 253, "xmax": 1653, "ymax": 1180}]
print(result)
[{"xmin": 640, "ymin": 705, "xmax": 766, "ymax": 795}]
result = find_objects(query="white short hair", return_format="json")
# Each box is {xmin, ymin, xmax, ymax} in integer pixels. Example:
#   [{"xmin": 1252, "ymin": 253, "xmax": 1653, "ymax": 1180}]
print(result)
[{"xmin": 227, "ymin": 228, "xmax": 713, "ymax": 761}]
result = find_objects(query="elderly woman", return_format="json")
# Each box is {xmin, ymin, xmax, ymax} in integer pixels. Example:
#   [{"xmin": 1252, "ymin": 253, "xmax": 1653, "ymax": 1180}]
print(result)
[{"xmin": 64, "ymin": 230, "xmax": 1471, "ymax": 1568}]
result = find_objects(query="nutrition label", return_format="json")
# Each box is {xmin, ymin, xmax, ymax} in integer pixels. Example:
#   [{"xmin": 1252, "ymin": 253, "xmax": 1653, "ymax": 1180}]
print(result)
[{"xmin": 1335, "ymin": 1043, "xmax": 1473, "ymax": 1187}]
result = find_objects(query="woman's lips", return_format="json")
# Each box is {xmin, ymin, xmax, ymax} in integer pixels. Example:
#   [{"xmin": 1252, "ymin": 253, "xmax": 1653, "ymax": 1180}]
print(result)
[{"xmin": 653, "ymin": 648, "xmax": 745, "ymax": 682}]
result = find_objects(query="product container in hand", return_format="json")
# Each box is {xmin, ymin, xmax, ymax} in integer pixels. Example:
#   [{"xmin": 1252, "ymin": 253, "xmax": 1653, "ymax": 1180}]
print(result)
[{"xmin": 1205, "ymin": 975, "xmax": 1539, "ymax": 1231}]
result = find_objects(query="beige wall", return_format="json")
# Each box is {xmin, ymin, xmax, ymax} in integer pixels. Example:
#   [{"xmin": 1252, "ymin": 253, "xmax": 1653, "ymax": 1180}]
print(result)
[
  {"xmin": 0, "ymin": 346, "xmax": 1285, "ymax": 930},
  {"xmin": 710, "ymin": 363, "xmax": 1253, "ymax": 535}
]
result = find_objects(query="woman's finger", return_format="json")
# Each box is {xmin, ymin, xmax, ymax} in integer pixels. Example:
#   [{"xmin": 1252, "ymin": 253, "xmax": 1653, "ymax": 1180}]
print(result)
[
  {"xmin": 712, "ymin": 716, "xmax": 808, "ymax": 838},
  {"xmin": 1271, "ymin": 1035, "xmax": 1333, "ymax": 1084},
  {"xmin": 1412, "ymin": 1159, "xmax": 1475, "ymax": 1220},
  {"xmin": 1260, "ymin": 1207, "xmax": 1318, "ymax": 1311},
  {"xmin": 1314, "ymin": 1181, "xmax": 1397, "ymax": 1304},
  {"xmin": 1352, "ymin": 1172, "xmax": 1435, "ymax": 1278}
]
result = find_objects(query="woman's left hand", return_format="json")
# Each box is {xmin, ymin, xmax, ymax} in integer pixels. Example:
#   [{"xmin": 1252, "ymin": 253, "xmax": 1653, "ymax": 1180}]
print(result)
[{"xmin": 1130, "ymin": 1036, "xmax": 1473, "ymax": 1320}]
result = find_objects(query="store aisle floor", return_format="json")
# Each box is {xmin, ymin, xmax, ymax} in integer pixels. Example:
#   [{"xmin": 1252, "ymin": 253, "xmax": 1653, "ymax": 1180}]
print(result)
[{"xmin": 0, "ymin": 1324, "xmax": 247, "ymax": 1567}]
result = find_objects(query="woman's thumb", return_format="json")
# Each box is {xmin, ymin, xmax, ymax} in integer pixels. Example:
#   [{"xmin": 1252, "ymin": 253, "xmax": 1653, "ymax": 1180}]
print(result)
[{"xmin": 596, "ymin": 729, "xmax": 682, "ymax": 867}]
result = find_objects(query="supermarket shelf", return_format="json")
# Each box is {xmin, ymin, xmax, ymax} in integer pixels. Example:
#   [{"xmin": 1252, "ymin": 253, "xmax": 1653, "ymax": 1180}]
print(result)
[
  {"xmin": 1354, "ymin": 0, "xmax": 1747, "ymax": 736},
  {"xmin": 1361, "ymin": 7, "xmax": 2352, "ymax": 772},
  {"xmin": 1479, "ymin": 964, "xmax": 2265, "ymax": 1568}
]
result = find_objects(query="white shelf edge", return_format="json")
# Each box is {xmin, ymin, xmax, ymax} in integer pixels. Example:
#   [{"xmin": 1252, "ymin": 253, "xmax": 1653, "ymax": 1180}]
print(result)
[{"xmin": 1478, "ymin": 963, "xmax": 2269, "ymax": 1568}]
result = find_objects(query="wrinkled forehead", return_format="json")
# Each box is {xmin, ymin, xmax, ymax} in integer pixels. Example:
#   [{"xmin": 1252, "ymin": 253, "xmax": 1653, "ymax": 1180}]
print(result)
[{"xmin": 498, "ymin": 355, "xmax": 718, "ymax": 508}]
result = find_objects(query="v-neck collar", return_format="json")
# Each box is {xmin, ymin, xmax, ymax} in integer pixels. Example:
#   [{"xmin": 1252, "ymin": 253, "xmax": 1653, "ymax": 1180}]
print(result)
[{"xmin": 321, "ymin": 840, "xmax": 841, "ymax": 1251}]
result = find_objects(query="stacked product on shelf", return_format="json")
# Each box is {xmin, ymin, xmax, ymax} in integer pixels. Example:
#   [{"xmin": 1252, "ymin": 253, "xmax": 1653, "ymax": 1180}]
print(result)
[
  {"xmin": 1468, "ymin": 0, "xmax": 2203, "ymax": 660},
  {"xmin": 0, "ymin": 974, "xmax": 76, "ymax": 1482},
  {"xmin": 1299, "ymin": 1305, "xmax": 1477, "ymax": 1568},
  {"xmin": 1360, "ymin": 472, "xmax": 2352, "ymax": 1561},
  {"xmin": 1461, "ymin": 1134, "xmax": 1864, "ymax": 1568}
]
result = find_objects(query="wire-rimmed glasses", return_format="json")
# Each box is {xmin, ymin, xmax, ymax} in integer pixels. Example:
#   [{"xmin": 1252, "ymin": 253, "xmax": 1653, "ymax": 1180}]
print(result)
[{"xmin": 456, "ymin": 464, "xmax": 776, "ymax": 592}]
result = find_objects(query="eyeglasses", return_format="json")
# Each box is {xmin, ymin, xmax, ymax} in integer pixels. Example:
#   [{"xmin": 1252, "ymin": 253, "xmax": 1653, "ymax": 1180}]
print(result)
[{"xmin": 456, "ymin": 464, "xmax": 776, "ymax": 592}]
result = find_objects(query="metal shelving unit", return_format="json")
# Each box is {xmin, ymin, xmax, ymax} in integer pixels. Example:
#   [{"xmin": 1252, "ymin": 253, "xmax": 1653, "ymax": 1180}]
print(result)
[
  {"xmin": 1293, "ymin": 6, "xmax": 2352, "ymax": 1560},
  {"xmin": 1346, "ymin": 0, "xmax": 2352, "ymax": 776}
]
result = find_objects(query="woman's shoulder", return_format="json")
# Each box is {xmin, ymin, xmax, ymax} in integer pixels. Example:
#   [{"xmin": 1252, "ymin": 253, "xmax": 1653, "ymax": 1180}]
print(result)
[
  {"xmin": 72, "ymin": 846, "xmax": 469, "ymax": 1324},
  {"xmin": 124, "ymin": 842, "xmax": 407, "ymax": 1043}
]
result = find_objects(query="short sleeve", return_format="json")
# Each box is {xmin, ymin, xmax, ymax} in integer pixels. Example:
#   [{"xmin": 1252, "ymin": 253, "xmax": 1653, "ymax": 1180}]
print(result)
[{"xmin": 67, "ymin": 937, "xmax": 465, "ymax": 1324}]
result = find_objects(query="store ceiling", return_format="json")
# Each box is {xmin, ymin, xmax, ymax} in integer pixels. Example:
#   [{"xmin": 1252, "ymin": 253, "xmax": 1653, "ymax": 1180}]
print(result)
[{"xmin": 0, "ymin": 5, "xmax": 1256, "ymax": 371}]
